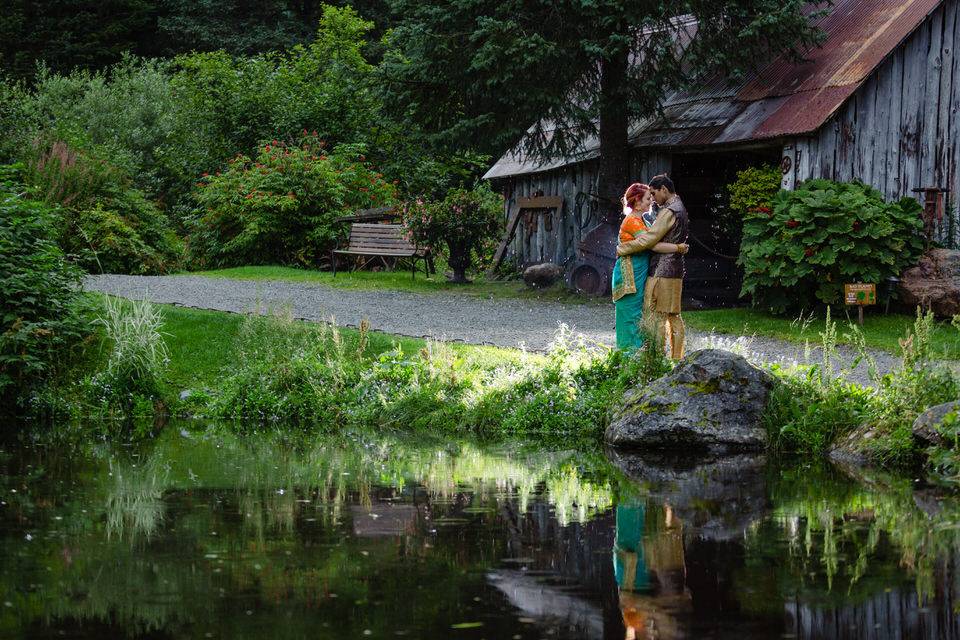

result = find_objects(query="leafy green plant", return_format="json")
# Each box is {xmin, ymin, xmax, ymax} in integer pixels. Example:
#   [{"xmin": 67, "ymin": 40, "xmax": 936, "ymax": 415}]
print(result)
[
  {"xmin": 0, "ymin": 164, "xmax": 88, "ymax": 407},
  {"xmin": 728, "ymin": 165, "xmax": 782, "ymax": 218},
  {"xmin": 84, "ymin": 296, "xmax": 170, "ymax": 419},
  {"xmin": 401, "ymin": 184, "xmax": 502, "ymax": 283},
  {"xmin": 739, "ymin": 180, "xmax": 925, "ymax": 314},
  {"xmin": 191, "ymin": 134, "xmax": 396, "ymax": 268}
]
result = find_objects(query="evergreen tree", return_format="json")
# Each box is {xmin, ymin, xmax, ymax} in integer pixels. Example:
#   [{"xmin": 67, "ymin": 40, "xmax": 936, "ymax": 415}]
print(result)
[{"xmin": 382, "ymin": 1, "xmax": 825, "ymax": 215}]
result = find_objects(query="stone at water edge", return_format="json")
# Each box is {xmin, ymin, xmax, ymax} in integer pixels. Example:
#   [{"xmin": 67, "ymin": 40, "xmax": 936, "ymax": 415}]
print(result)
[
  {"xmin": 605, "ymin": 349, "xmax": 775, "ymax": 452},
  {"xmin": 898, "ymin": 248, "xmax": 960, "ymax": 317},
  {"xmin": 522, "ymin": 262, "xmax": 563, "ymax": 289},
  {"xmin": 828, "ymin": 423, "xmax": 876, "ymax": 468},
  {"xmin": 912, "ymin": 400, "xmax": 960, "ymax": 448}
]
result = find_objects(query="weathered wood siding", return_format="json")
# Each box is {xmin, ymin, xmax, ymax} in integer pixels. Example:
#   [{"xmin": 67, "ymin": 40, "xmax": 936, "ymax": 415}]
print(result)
[
  {"xmin": 784, "ymin": 0, "xmax": 960, "ymax": 245},
  {"xmin": 495, "ymin": 152, "xmax": 672, "ymax": 267}
]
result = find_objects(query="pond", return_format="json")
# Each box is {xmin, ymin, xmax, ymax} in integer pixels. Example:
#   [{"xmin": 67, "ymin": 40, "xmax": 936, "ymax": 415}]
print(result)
[{"xmin": 1, "ymin": 424, "xmax": 959, "ymax": 639}]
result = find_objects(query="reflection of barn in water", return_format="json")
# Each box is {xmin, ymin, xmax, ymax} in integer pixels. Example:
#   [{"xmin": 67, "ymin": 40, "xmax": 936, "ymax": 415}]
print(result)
[{"xmin": 484, "ymin": 0, "xmax": 960, "ymax": 301}]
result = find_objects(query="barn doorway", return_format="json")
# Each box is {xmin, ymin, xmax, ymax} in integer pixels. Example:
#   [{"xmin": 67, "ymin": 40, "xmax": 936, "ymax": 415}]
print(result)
[{"xmin": 669, "ymin": 148, "xmax": 780, "ymax": 306}]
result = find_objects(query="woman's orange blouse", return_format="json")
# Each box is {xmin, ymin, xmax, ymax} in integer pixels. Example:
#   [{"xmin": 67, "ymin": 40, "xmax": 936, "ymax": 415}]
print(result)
[{"xmin": 619, "ymin": 214, "xmax": 647, "ymax": 243}]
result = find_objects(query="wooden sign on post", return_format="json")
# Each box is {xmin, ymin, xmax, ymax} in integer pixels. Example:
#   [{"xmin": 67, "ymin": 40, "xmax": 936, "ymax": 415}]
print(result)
[{"xmin": 844, "ymin": 283, "xmax": 876, "ymax": 325}]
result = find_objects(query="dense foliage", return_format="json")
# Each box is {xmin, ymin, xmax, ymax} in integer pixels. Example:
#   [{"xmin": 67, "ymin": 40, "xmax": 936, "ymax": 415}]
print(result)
[
  {"xmin": 0, "ymin": 165, "xmax": 87, "ymax": 407},
  {"xmin": 24, "ymin": 138, "xmax": 182, "ymax": 273},
  {"xmin": 0, "ymin": 1, "xmax": 393, "ymax": 80},
  {"xmin": 401, "ymin": 184, "xmax": 502, "ymax": 282},
  {"xmin": 727, "ymin": 165, "xmax": 782, "ymax": 218},
  {"xmin": 192, "ymin": 135, "xmax": 396, "ymax": 267},
  {"xmin": 739, "ymin": 180, "xmax": 925, "ymax": 313}
]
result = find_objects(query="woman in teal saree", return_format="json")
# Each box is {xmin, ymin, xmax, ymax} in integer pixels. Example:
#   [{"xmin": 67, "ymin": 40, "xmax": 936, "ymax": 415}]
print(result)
[{"xmin": 613, "ymin": 183, "xmax": 686, "ymax": 351}]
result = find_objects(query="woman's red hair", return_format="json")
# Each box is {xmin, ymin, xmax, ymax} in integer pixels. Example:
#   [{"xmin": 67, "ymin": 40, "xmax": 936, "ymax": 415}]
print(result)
[{"xmin": 623, "ymin": 182, "xmax": 649, "ymax": 209}]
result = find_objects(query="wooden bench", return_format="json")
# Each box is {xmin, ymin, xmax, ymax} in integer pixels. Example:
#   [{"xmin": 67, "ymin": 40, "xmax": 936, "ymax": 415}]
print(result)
[{"xmin": 331, "ymin": 223, "xmax": 430, "ymax": 279}]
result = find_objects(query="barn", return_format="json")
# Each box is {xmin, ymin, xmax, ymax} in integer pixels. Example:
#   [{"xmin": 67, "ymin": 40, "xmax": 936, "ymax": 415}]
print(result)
[{"xmin": 483, "ymin": 0, "xmax": 960, "ymax": 301}]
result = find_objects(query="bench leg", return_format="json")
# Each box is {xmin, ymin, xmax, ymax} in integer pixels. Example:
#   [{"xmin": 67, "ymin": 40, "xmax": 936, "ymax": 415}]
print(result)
[{"xmin": 331, "ymin": 251, "xmax": 337, "ymax": 277}]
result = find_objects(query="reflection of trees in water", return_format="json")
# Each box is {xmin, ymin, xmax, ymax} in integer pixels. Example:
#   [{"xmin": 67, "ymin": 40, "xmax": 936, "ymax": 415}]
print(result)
[{"xmin": 2, "ymin": 425, "xmax": 628, "ymax": 638}]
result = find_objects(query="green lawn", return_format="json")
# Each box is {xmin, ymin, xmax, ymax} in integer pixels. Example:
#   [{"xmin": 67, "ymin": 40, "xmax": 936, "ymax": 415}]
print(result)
[
  {"xmin": 183, "ymin": 265, "xmax": 599, "ymax": 304},
  {"xmin": 157, "ymin": 303, "xmax": 529, "ymax": 393},
  {"xmin": 685, "ymin": 307, "xmax": 960, "ymax": 360}
]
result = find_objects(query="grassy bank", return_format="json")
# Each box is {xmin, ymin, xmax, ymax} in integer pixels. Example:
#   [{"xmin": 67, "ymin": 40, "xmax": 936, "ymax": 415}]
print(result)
[
  {"xmin": 27, "ymin": 296, "xmax": 960, "ymax": 486},
  {"xmin": 51, "ymin": 295, "xmax": 667, "ymax": 441}
]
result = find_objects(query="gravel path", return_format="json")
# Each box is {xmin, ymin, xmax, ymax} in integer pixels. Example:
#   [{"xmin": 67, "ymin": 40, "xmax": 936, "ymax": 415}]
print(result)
[{"xmin": 85, "ymin": 274, "xmax": 910, "ymax": 385}]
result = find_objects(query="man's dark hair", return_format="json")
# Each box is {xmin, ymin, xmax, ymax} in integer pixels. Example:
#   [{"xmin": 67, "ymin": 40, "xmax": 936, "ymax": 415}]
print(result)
[{"xmin": 649, "ymin": 174, "xmax": 675, "ymax": 193}]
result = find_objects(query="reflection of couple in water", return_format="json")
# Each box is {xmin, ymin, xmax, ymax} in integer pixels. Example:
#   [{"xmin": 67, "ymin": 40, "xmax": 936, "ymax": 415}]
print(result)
[
  {"xmin": 613, "ymin": 502, "xmax": 690, "ymax": 639},
  {"xmin": 612, "ymin": 175, "xmax": 689, "ymax": 359}
]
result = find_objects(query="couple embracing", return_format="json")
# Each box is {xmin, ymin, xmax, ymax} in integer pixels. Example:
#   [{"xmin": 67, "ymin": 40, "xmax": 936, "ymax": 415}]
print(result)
[{"xmin": 612, "ymin": 174, "xmax": 688, "ymax": 359}]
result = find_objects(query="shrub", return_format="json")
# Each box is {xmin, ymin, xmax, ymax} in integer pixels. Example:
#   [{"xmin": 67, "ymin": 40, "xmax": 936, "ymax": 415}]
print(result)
[
  {"xmin": 728, "ymin": 165, "xmax": 782, "ymax": 218},
  {"xmin": 7, "ymin": 59, "xmax": 206, "ymax": 206},
  {"xmin": 739, "ymin": 180, "xmax": 925, "ymax": 314},
  {"xmin": 0, "ymin": 165, "xmax": 88, "ymax": 407},
  {"xmin": 401, "ymin": 184, "xmax": 503, "ymax": 282},
  {"xmin": 22, "ymin": 138, "xmax": 182, "ymax": 273},
  {"xmin": 191, "ymin": 134, "xmax": 396, "ymax": 267}
]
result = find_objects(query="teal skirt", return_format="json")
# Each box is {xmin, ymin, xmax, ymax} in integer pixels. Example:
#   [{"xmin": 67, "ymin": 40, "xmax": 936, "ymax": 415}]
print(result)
[{"xmin": 613, "ymin": 253, "xmax": 649, "ymax": 351}]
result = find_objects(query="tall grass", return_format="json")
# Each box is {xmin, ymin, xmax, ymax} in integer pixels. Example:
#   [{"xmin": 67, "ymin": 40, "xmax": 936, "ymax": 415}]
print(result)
[
  {"xmin": 765, "ymin": 307, "xmax": 959, "ymax": 465},
  {"xmin": 204, "ymin": 311, "xmax": 671, "ymax": 436},
  {"xmin": 84, "ymin": 296, "xmax": 169, "ymax": 419}
]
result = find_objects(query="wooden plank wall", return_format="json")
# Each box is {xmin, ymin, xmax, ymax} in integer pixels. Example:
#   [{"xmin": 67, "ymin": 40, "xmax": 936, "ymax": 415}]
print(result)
[
  {"xmin": 788, "ymin": 0, "xmax": 960, "ymax": 246},
  {"xmin": 495, "ymin": 151, "xmax": 672, "ymax": 267}
]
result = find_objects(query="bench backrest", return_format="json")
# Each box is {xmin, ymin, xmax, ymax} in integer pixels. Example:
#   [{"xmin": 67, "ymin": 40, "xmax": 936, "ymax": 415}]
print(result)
[{"xmin": 347, "ymin": 223, "xmax": 420, "ymax": 255}]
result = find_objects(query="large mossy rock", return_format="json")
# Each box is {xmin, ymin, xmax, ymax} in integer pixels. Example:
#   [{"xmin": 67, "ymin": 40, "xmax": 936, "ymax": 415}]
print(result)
[
  {"xmin": 899, "ymin": 249, "xmax": 960, "ymax": 317},
  {"xmin": 605, "ymin": 349, "xmax": 775, "ymax": 452}
]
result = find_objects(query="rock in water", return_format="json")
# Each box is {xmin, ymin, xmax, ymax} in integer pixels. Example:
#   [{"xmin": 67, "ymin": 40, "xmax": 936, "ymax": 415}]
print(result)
[
  {"xmin": 522, "ymin": 262, "xmax": 563, "ymax": 288},
  {"xmin": 605, "ymin": 349, "xmax": 775, "ymax": 452},
  {"xmin": 899, "ymin": 249, "xmax": 960, "ymax": 317},
  {"xmin": 606, "ymin": 448, "xmax": 769, "ymax": 541}
]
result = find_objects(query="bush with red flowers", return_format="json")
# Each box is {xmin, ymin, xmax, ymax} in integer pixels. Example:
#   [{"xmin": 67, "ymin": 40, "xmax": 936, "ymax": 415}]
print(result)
[
  {"xmin": 739, "ymin": 179, "xmax": 924, "ymax": 313},
  {"xmin": 190, "ymin": 133, "xmax": 396, "ymax": 267}
]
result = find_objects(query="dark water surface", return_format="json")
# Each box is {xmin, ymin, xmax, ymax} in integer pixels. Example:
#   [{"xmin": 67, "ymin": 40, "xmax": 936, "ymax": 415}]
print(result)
[{"xmin": 2, "ymin": 425, "xmax": 959, "ymax": 639}]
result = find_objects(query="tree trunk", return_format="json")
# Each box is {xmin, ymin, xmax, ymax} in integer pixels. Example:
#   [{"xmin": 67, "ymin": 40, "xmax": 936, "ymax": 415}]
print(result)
[
  {"xmin": 596, "ymin": 46, "xmax": 632, "ymax": 227},
  {"xmin": 446, "ymin": 238, "xmax": 471, "ymax": 283}
]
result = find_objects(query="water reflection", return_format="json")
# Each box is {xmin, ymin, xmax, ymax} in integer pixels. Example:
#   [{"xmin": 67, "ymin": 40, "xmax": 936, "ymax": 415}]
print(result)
[{"xmin": 1, "ymin": 424, "xmax": 960, "ymax": 638}]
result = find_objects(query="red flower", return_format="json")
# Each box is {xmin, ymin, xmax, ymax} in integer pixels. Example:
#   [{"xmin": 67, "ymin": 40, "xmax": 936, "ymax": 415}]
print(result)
[
  {"xmin": 852, "ymin": 220, "xmax": 862, "ymax": 231},
  {"xmin": 804, "ymin": 247, "xmax": 814, "ymax": 257},
  {"xmin": 202, "ymin": 172, "xmax": 209, "ymax": 177},
  {"xmin": 786, "ymin": 220, "xmax": 799, "ymax": 229},
  {"xmin": 265, "ymin": 145, "xmax": 271, "ymax": 152}
]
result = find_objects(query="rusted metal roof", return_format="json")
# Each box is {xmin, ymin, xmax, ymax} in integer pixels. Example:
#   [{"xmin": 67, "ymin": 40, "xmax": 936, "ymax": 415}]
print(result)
[{"xmin": 485, "ymin": 0, "xmax": 944, "ymax": 180}]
